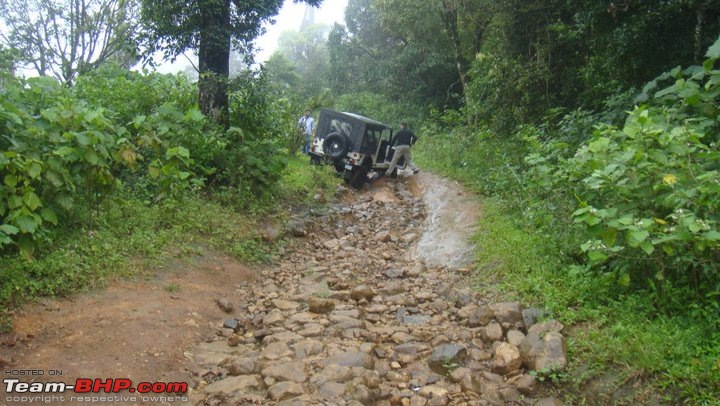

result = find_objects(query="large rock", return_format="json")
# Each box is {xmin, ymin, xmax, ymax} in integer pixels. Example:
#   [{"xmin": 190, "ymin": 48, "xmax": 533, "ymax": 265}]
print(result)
[
  {"xmin": 528, "ymin": 319, "xmax": 564, "ymax": 335},
  {"xmin": 297, "ymin": 323, "xmax": 325, "ymax": 337},
  {"xmin": 375, "ymin": 231, "xmax": 392, "ymax": 242},
  {"xmin": 350, "ymin": 285, "xmax": 375, "ymax": 301},
  {"xmin": 260, "ymin": 225, "xmax": 283, "ymax": 242},
  {"xmin": 310, "ymin": 364, "xmax": 354, "ymax": 386},
  {"xmin": 448, "ymin": 367, "xmax": 471, "ymax": 383},
  {"xmin": 319, "ymin": 382, "xmax": 347, "ymax": 399},
  {"xmin": 308, "ymin": 297, "xmax": 335, "ymax": 314},
  {"xmin": 222, "ymin": 318, "xmax": 239, "ymax": 331},
  {"xmin": 269, "ymin": 381, "xmax": 305, "ymax": 401},
  {"xmin": 506, "ymin": 330, "xmax": 526, "ymax": 347},
  {"xmin": 522, "ymin": 308, "xmax": 545, "ymax": 328},
  {"xmin": 261, "ymin": 341, "xmax": 293, "ymax": 360},
  {"xmin": 457, "ymin": 304, "xmax": 477, "ymax": 319},
  {"xmin": 508, "ymin": 374, "xmax": 540, "ymax": 396},
  {"xmin": 418, "ymin": 384, "xmax": 449, "ymax": 398},
  {"xmin": 273, "ymin": 299, "xmax": 300, "ymax": 311},
  {"xmin": 481, "ymin": 322, "xmax": 503, "ymax": 342},
  {"xmin": 519, "ymin": 327, "xmax": 567, "ymax": 372},
  {"xmin": 263, "ymin": 331, "xmax": 303, "ymax": 344},
  {"xmin": 491, "ymin": 342, "xmax": 522, "ymax": 375},
  {"xmin": 193, "ymin": 341, "xmax": 239, "ymax": 365},
  {"xmin": 325, "ymin": 351, "xmax": 375, "ymax": 369},
  {"xmin": 427, "ymin": 344, "xmax": 468, "ymax": 375},
  {"xmin": 490, "ymin": 302, "xmax": 523, "ymax": 325},
  {"xmin": 203, "ymin": 375, "xmax": 264, "ymax": 394},
  {"xmin": 351, "ymin": 384, "xmax": 374, "ymax": 403},
  {"xmin": 286, "ymin": 219, "xmax": 307, "ymax": 237},
  {"xmin": 225, "ymin": 357, "xmax": 259, "ymax": 375},
  {"xmin": 262, "ymin": 361, "xmax": 307, "ymax": 383},
  {"xmin": 215, "ymin": 298, "xmax": 234, "ymax": 313},
  {"xmin": 468, "ymin": 305, "xmax": 494, "ymax": 327},
  {"xmin": 293, "ymin": 340, "xmax": 324, "ymax": 358},
  {"xmin": 323, "ymin": 239, "xmax": 341, "ymax": 250},
  {"xmin": 263, "ymin": 309, "xmax": 285, "ymax": 326}
]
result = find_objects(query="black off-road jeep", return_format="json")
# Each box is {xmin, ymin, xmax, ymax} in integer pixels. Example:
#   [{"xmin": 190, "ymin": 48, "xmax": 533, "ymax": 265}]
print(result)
[{"xmin": 309, "ymin": 109, "xmax": 405, "ymax": 188}]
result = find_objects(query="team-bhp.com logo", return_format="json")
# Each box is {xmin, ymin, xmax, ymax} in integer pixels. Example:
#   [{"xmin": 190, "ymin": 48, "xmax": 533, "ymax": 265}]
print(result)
[{"xmin": 4, "ymin": 375, "xmax": 189, "ymax": 403}]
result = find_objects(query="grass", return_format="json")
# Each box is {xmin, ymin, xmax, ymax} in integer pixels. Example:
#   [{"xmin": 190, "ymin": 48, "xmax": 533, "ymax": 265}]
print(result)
[
  {"xmin": 415, "ymin": 134, "xmax": 720, "ymax": 404},
  {"xmin": 280, "ymin": 154, "xmax": 340, "ymax": 205},
  {"xmin": 163, "ymin": 283, "xmax": 181, "ymax": 293},
  {"xmin": 0, "ymin": 154, "xmax": 341, "ymax": 332}
]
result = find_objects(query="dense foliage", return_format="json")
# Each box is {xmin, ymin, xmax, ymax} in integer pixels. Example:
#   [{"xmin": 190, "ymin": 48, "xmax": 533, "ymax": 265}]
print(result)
[{"xmin": 0, "ymin": 65, "xmax": 301, "ymax": 259}]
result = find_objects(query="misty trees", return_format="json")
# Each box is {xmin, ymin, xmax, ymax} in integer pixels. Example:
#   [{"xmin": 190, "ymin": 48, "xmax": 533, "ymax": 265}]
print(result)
[
  {"xmin": 139, "ymin": 0, "xmax": 322, "ymax": 126},
  {"xmin": 272, "ymin": 23, "xmax": 330, "ymax": 105},
  {"xmin": 0, "ymin": 0, "xmax": 139, "ymax": 84}
]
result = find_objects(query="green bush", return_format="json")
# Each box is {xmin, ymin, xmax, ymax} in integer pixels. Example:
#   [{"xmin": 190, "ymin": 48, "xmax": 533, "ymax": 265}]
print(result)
[
  {"xmin": 562, "ymin": 53, "xmax": 720, "ymax": 311},
  {"xmin": 74, "ymin": 65, "xmax": 196, "ymax": 125},
  {"xmin": 0, "ymin": 73, "xmax": 208, "ymax": 255},
  {"xmin": 1, "ymin": 79, "xmax": 129, "ymax": 257}
]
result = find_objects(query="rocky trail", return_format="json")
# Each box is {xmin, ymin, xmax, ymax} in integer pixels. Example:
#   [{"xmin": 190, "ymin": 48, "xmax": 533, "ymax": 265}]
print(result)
[
  {"xmin": 1, "ymin": 172, "xmax": 567, "ymax": 406},
  {"xmin": 188, "ymin": 173, "xmax": 566, "ymax": 406}
]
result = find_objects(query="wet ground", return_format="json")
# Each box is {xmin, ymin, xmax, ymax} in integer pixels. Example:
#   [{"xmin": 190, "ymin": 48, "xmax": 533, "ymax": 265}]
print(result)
[{"xmin": 409, "ymin": 172, "xmax": 479, "ymax": 267}]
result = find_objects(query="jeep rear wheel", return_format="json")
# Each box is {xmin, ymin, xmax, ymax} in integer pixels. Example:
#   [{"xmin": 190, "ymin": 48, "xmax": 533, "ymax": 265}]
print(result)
[{"xmin": 323, "ymin": 133, "xmax": 349, "ymax": 160}]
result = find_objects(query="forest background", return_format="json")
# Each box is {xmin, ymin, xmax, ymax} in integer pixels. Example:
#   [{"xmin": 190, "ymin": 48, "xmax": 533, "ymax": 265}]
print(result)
[{"xmin": 1, "ymin": 0, "xmax": 720, "ymax": 403}]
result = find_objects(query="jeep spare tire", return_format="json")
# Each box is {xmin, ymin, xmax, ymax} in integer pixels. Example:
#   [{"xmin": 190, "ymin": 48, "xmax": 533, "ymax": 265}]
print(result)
[{"xmin": 323, "ymin": 133, "xmax": 349, "ymax": 159}]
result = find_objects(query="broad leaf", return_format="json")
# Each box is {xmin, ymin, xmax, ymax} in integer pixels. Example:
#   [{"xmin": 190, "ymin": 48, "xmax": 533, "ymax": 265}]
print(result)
[
  {"xmin": 627, "ymin": 229, "xmax": 649, "ymax": 247},
  {"xmin": 15, "ymin": 215, "xmax": 39, "ymax": 233},
  {"xmin": 0, "ymin": 224, "xmax": 20, "ymax": 235},
  {"xmin": 705, "ymin": 37, "xmax": 720, "ymax": 59},
  {"xmin": 23, "ymin": 191, "xmax": 42, "ymax": 211}
]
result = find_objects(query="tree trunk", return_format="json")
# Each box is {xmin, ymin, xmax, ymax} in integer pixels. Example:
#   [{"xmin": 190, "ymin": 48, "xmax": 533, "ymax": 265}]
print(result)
[
  {"xmin": 198, "ymin": 0, "xmax": 231, "ymax": 127},
  {"xmin": 694, "ymin": 5, "xmax": 706, "ymax": 63},
  {"xmin": 439, "ymin": 0, "xmax": 468, "ymax": 96}
]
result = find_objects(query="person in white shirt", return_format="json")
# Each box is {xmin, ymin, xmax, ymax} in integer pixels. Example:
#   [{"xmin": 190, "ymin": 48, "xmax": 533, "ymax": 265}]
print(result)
[{"xmin": 298, "ymin": 109, "xmax": 315, "ymax": 155}]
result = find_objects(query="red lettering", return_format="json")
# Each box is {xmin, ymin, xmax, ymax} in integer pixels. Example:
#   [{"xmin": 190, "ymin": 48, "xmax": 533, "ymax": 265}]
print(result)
[
  {"xmin": 74, "ymin": 378, "xmax": 188, "ymax": 394},
  {"xmin": 166, "ymin": 382, "xmax": 188, "ymax": 394},
  {"xmin": 113, "ymin": 379, "xmax": 132, "ymax": 392},
  {"xmin": 74, "ymin": 378, "xmax": 93, "ymax": 393},
  {"xmin": 94, "ymin": 379, "xmax": 114, "ymax": 392}
]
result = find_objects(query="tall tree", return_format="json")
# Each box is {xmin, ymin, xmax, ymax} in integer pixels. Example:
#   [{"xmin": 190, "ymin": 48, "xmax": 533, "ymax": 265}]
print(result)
[
  {"xmin": 139, "ymin": 0, "xmax": 322, "ymax": 126},
  {"xmin": 0, "ymin": 0, "xmax": 139, "ymax": 84}
]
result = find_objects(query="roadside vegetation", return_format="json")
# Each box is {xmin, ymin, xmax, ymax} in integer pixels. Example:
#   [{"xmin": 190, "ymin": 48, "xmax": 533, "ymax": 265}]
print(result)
[
  {"xmin": 0, "ymin": 63, "xmax": 338, "ymax": 331},
  {"xmin": 413, "ymin": 32, "xmax": 720, "ymax": 406}
]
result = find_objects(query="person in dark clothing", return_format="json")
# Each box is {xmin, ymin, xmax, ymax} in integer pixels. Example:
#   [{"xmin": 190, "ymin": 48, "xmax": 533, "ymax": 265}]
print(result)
[{"xmin": 386, "ymin": 122, "xmax": 419, "ymax": 177}]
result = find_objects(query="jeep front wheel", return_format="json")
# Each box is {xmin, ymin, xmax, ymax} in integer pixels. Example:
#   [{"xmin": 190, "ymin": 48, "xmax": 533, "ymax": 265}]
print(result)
[{"xmin": 344, "ymin": 166, "xmax": 369, "ymax": 189}]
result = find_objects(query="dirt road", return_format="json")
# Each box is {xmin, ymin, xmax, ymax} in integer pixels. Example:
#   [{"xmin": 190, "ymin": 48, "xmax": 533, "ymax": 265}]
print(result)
[{"xmin": 1, "ymin": 172, "xmax": 564, "ymax": 406}]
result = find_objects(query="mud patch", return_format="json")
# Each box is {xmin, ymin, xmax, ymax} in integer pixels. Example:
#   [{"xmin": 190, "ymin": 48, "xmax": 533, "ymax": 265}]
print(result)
[{"xmin": 0, "ymin": 251, "xmax": 255, "ymax": 405}]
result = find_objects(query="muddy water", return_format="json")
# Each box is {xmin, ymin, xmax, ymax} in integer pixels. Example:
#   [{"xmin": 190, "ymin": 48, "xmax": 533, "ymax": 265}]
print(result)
[{"xmin": 409, "ymin": 172, "xmax": 480, "ymax": 267}]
